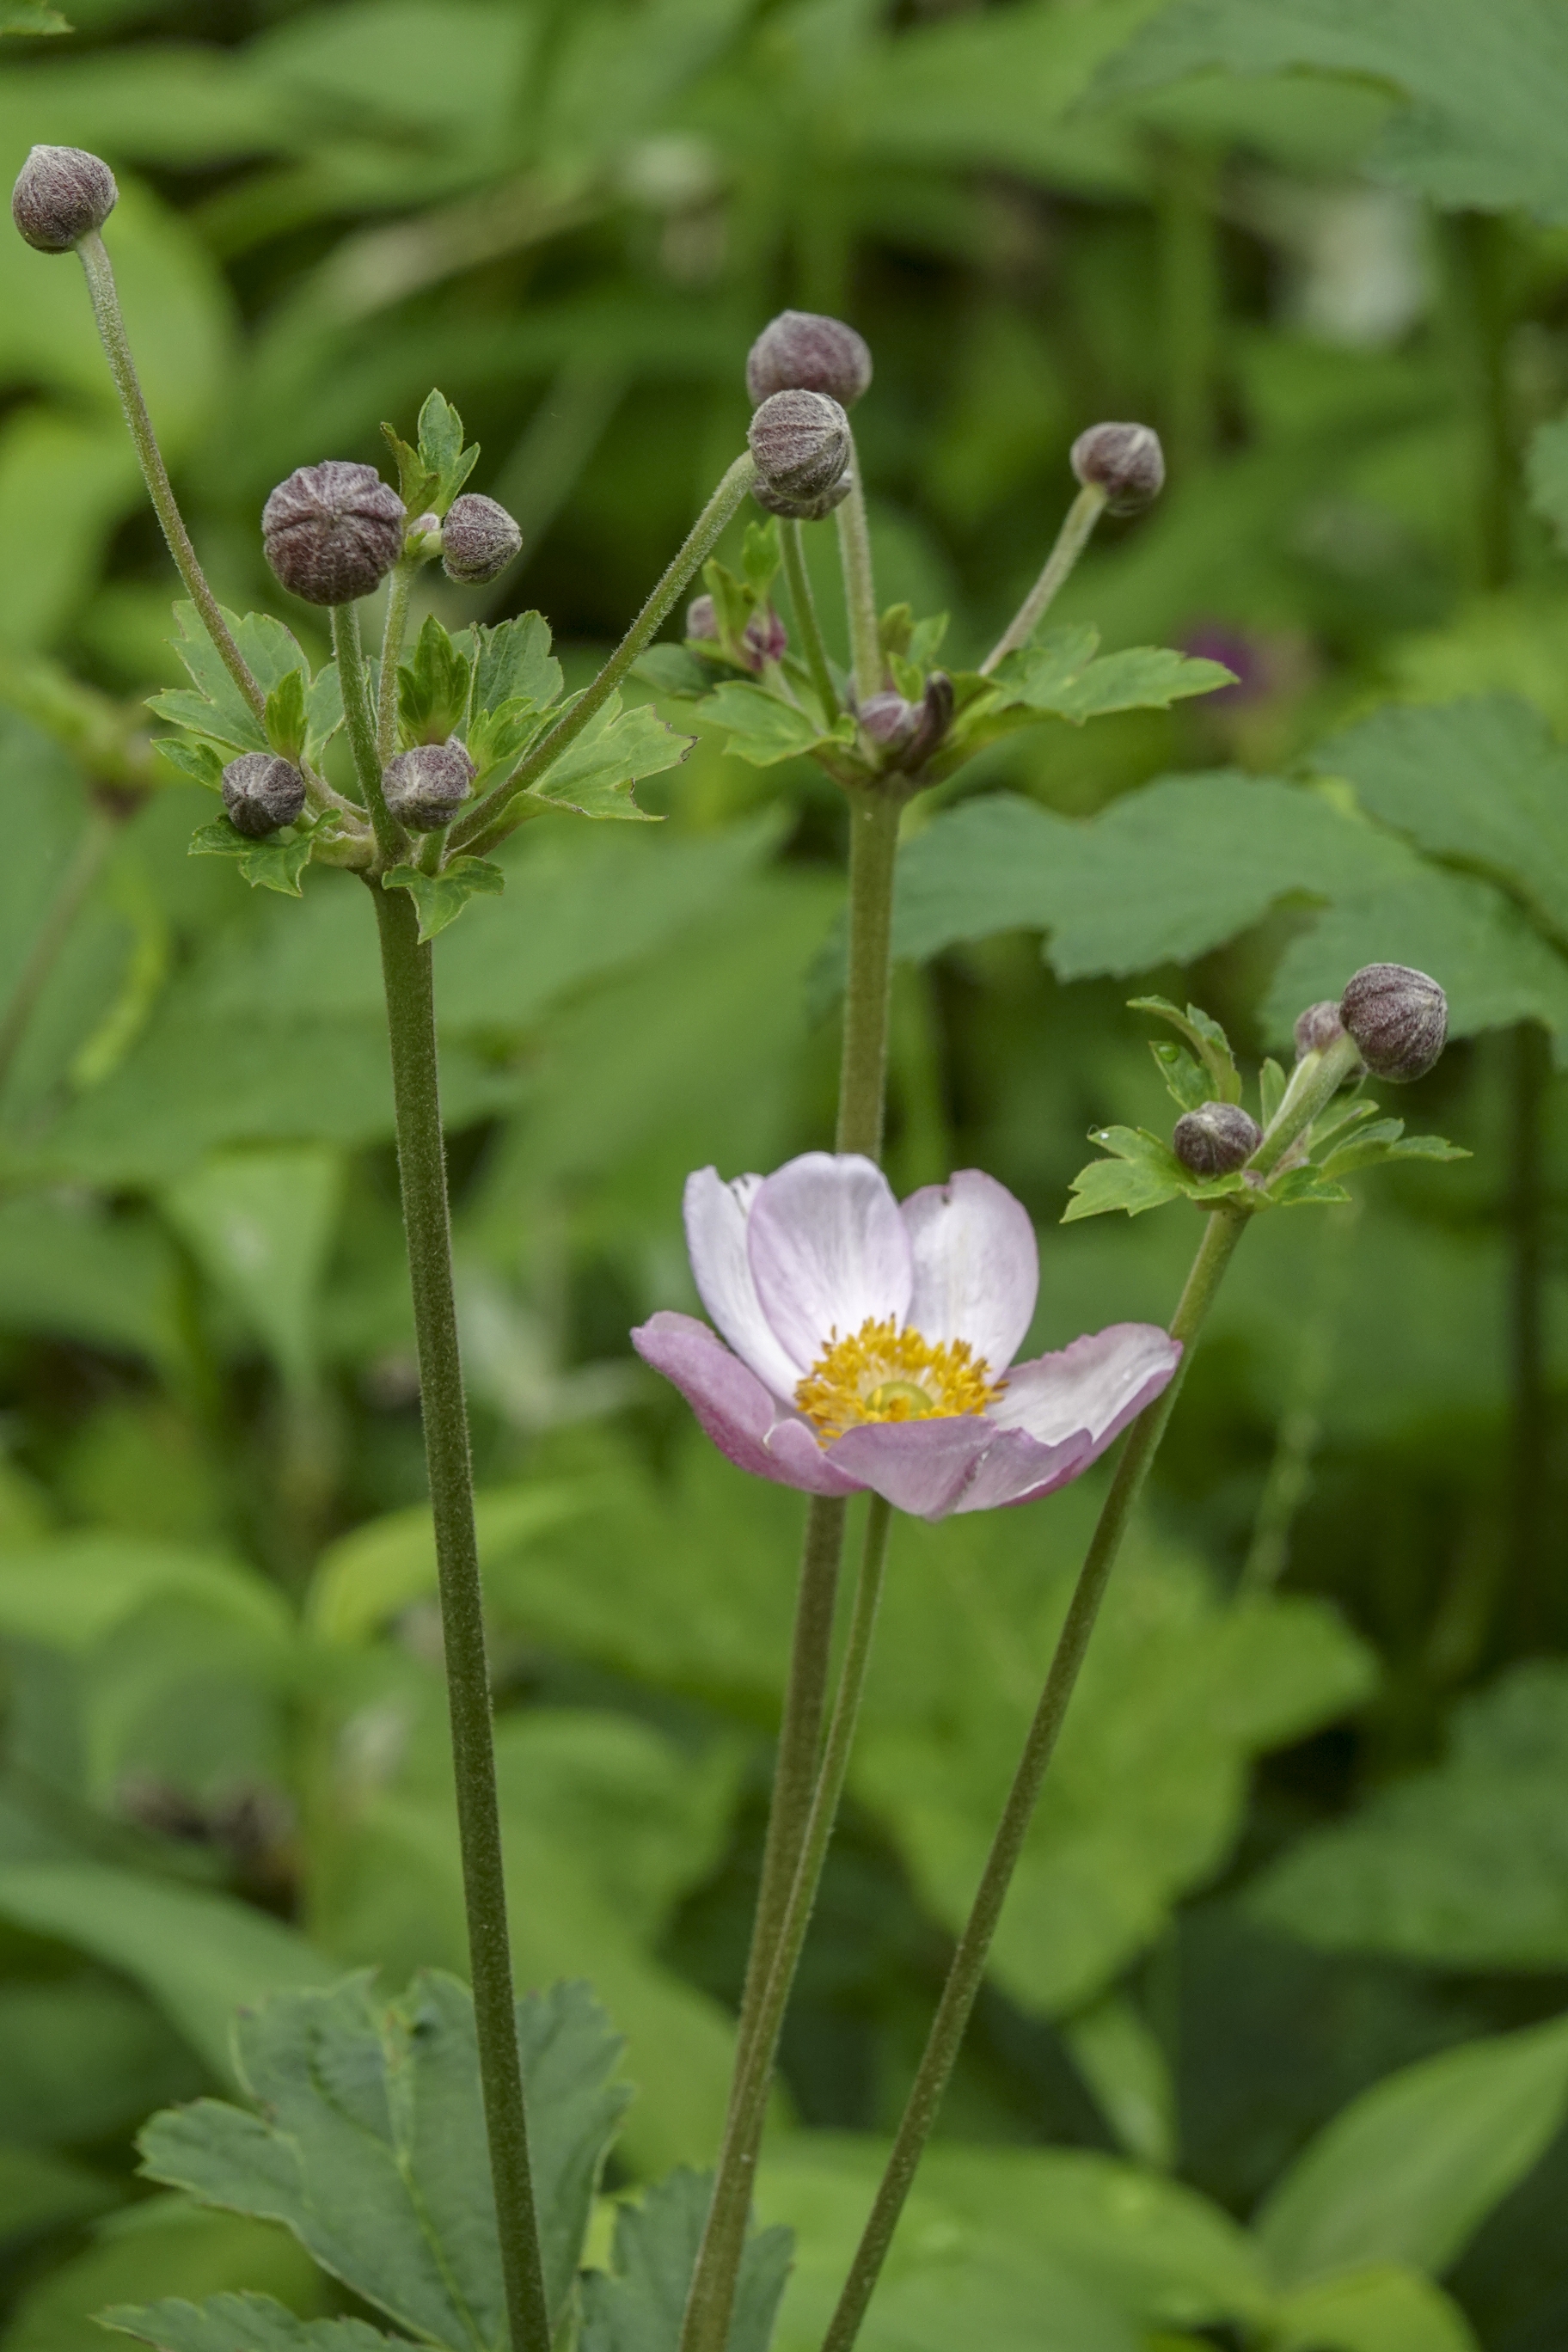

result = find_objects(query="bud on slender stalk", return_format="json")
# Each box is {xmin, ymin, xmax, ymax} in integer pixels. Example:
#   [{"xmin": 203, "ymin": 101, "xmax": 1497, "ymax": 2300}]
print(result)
[
  {"xmin": 1339, "ymin": 963, "xmax": 1448, "ymax": 1081},
  {"xmin": 440, "ymin": 493, "xmax": 522, "ymax": 585},
  {"xmin": 751, "ymin": 474, "xmax": 853, "ymax": 523},
  {"xmin": 383, "ymin": 739, "xmax": 475, "ymax": 832},
  {"xmin": 745, "ymin": 310, "xmax": 873, "ymax": 409},
  {"xmin": 262, "ymin": 461, "xmax": 405, "ymax": 605},
  {"xmin": 1070, "ymin": 421, "xmax": 1165, "ymax": 516},
  {"xmin": 1173, "ymin": 1100, "xmax": 1262, "ymax": 1177},
  {"xmin": 11, "ymin": 145, "xmax": 117, "ymax": 253},
  {"xmin": 222, "ymin": 752, "xmax": 307, "ymax": 839},
  {"xmin": 749, "ymin": 389, "xmax": 851, "ymax": 505},
  {"xmin": 1294, "ymin": 1000, "xmax": 1345, "ymax": 1059}
]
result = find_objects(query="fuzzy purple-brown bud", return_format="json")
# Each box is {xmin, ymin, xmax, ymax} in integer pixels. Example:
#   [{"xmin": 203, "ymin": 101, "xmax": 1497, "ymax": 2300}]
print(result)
[
  {"xmin": 1339, "ymin": 964, "xmax": 1448, "ymax": 1082},
  {"xmin": 743, "ymin": 609, "xmax": 787, "ymax": 667},
  {"xmin": 383, "ymin": 738, "xmax": 475, "ymax": 833},
  {"xmin": 222, "ymin": 752, "xmax": 306, "ymax": 840},
  {"xmin": 262, "ymin": 461, "xmax": 405, "ymax": 606},
  {"xmin": 1070, "ymin": 421, "xmax": 1165, "ymax": 516},
  {"xmin": 750, "ymin": 475, "xmax": 853, "ymax": 523},
  {"xmin": 440, "ymin": 493, "xmax": 522, "ymax": 585},
  {"xmin": 686, "ymin": 595, "xmax": 718, "ymax": 640},
  {"xmin": 745, "ymin": 310, "xmax": 873, "ymax": 409},
  {"xmin": 749, "ymin": 389, "xmax": 851, "ymax": 505},
  {"xmin": 1173, "ymin": 1100, "xmax": 1262, "ymax": 1178},
  {"xmin": 1294, "ymin": 1000, "xmax": 1345, "ymax": 1059},
  {"xmin": 11, "ymin": 145, "xmax": 117, "ymax": 253}
]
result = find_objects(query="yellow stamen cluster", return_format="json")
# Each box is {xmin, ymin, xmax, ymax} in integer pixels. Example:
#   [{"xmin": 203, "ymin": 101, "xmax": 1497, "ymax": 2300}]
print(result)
[{"xmin": 795, "ymin": 1316, "xmax": 1002, "ymax": 1443}]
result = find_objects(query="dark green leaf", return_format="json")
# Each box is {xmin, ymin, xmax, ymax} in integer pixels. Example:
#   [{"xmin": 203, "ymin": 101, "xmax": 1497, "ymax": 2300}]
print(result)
[
  {"xmin": 695, "ymin": 682, "xmax": 850, "ymax": 768},
  {"xmin": 0, "ymin": 2140, "xmax": 118, "ymax": 2242},
  {"xmin": 102, "ymin": 2294, "xmax": 399, "ymax": 2352},
  {"xmin": 1527, "ymin": 412, "xmax": 1568, "ymax": 551},
  {"xmin": 1128, "ymin": 995, "xmax": 1242, "ymax": 1103},
  {"xmin": 469, "ymin": 615, "xmax": 562, "ymax": 716},
  {"xmin": 383, "ymin": 858, "xmax": 505, "ymax": 943},
  {"xmin": 416, "ymin": 389, "xmax": 478, "ymax": 511},
  {"xmin": 580, "ymin": 2169, "xmax": 791, "ymax": 2352},
  {"xmin": 380, "ymin": 424, "xmax": 437, "ymax": 520},
  {"xmin": 396, "ymin": 616, "xmax": 471, "ymax": 748}
]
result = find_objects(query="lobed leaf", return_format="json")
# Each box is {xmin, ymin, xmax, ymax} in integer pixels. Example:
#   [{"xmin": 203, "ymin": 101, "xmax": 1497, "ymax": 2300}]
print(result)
[
  {"xmin": 580, "ymin": 2169, "xmax": 791, "ymax": 2352},
  {"xmin": 102, "ymin": 2294, "xmax": 403, "ymax": 2352},
  {"xmin": 695, "ymin": 681, "xmax": 851, "ymax": 769},
  {"xmin": 189, "ymin": 817, "xmax": 315, "ymax": 898},
  {"xmin": 524, "ymin": 695, "xmax": 689, "ymax": 820},
  {"xmin": 383, "ymin": 857, "xmax": 505, "ymax": 943}
]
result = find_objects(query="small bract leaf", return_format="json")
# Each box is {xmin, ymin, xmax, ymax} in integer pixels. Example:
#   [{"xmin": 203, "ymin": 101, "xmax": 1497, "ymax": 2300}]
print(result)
[
  {"xmin": 264, "ymin": 670, "xmax": 307, "ymax": 763},
  {"xmin": 468, "ymin": 613, "xmax": 563, "ymax": 715},
  {"xmin": 581, "ymin": 2168, "xmax": 791, "ymax": 2352},
  {"xmin": 1129, "ymin": 996, "xmax": 1242, "ymax": 1104},
  {"xmin": 525, "ymin": 695, "xmax": 688, "ymax": 819},
  {"xmin": 188, "ymin": 816, "xmax": 315, "ymax": 897},
  {"xmin": 697, "ymin": 681, "xmax": 850, "ymax": 768},
  {"xmin": 383, "ymin": 856, "xmax": 505, "ymax": 942}
]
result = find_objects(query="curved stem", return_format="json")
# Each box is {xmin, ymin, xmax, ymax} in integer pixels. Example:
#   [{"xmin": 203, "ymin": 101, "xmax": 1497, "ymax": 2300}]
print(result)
[
  {"xmin": 371, "ymin": 883, "xmax": 551, "ymax": 2352},
  {"xmin": 75, "ymin": 230, "xmax": 263, "ymax": 723},
  {"xmin": 818, "ymin": 1208, "xmax": 1247, "ymax": 2352},
  {"xmin": 981, "ymin": 483, "xmax": 1106, "ymax": 676},
  {"xmin": 835, "ymin": 446, "xmax": 882, "ymax": 706},
  {"xmin": 377, "ymin": 560, "xmax": 418, "ymax": 763},
  {"xmin": 0, "ymin": 804, "xmax": 117, "ymax": 1098},
  {"xmin": 331, "ymin": 604, "xmax": 404, "ymax": 870},
  {"xmin": 781, "ymin": 519, "xmax": 839, "ymax": 722},
  {"xmin": 682, "ymin": 1496, "xmax": 895, "ymax": 2352},
  {"xmin": 836, "ymin": 787, "xmax": 903, "ymax": 1160},
  {"xmin": 452, "ymin": 452, "xmax": 756, "ymax": 854}
]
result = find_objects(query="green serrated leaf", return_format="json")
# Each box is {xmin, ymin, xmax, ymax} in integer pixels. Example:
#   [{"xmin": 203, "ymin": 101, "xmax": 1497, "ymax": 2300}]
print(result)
[
  {"xmin": 524, "ymin": 695, "xmax": 689, "ymax": 820},
  {"xmin": 102, "ymin": 2294, "xmax": 397, "ymax": 2352},
  {"xmin": 304, "ymin": 665, "xmax": 344, "ymax": 766},
  {"xmin": 1148, "ymin": 1038, "xmax": 1210, "ymax": 1112},
  {"xmin": 1129, "ymin": 996, "xmax": 1242, "ymax": 1104},
  {"xmin": 138, "ymin": 1973, "xmax": 630, "ymax": 2348},
  {"xmin": 469, "ymin": 614, "xmax": 562, "ymax": 715},
  {"xmin": 397, "ymin": 615, "xmax": 472, "ymax": 748},
  {"xmin": 380, "ymin": 422, "xmax": 438, "ymax": 518},
  {"xmin": 910, "ymin": 612, "xmax": 949, "ymax": 665},
  {"xmin": 156, "ymin": 737, "xmax": 225, "ymax": 790},
  {"xmin": 417, "ymin": 390, "xmax": 479, "ymax": 511},
  {"xmin": 581, "ymin": 2169, "xmax": 791, "ymax": 2352},
  {"xmin": 1063, "ymin": 1127, "xmax": 1191, "ymax": 1222},
  {"xmin": 468, "ymin": 696, "xmax": 547, "ymax": 787},
  {"xmin": 633, "ymin": 645, "xmax": 714, "ymax": 701},
  {"xmin": 264, "ymin": 671, "xmax": 307, "ymax": 763},
  {"xmin": 383, "ymin": 857, "xmax": 505, "ymax": 942},
  {"xmin": 1259, "ymin": 1057, "xmax": 1288, "ymax": 1130},
  {"xmin": 741, "ymin": 519, "xmax": 781, "ymax": 599},
  {"xmin": 1265, "ymin": 1167, "xmax": 1353, "ymax": 1209},
  {"xmin": 188, "ymin": 817, "xmax": 315, "ymax": 898},
  {"xmin": 695, "ymin": 682, "xmax": 848, "ymax": 768}
]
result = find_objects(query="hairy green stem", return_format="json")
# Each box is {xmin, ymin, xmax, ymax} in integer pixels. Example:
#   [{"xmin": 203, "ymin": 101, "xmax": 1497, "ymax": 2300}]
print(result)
[
  {"xmin": 377, "ymin": 560, "xmax": 418, "ymax": 763},
  {"xmin": 371, "ymin": 881, "xmax": 551, "ymax": 2352},
  {"xmin": 0, "ymin": 804, "xmax": 117, "ymax": 1097},
  {"xmin": 980, "ymin": 483, "xmax": 1106, "ymax": 675},
  {"xmin": 453, "ymin": 452, "xmax": 756, "ymax": 854},
  {"xmin": 837, "ymin": 788, "xmax": 903, "ymax": 1160},
  {"xmin": 781, "ymin": 519, "xmax": 839, "ymax": 721},
  {"xmin": 836, "ymin": 444, "xmax": 883, "ymax": 707},
  {"xmin": 331, "ymin": 604, "xmax": 404, "ymax": 869},
  {"xmin": 682, "ymin": 1496, "xmax": 895, "ymax": 2352},
  {"xmin": 818, "ymin": 1208, "xmax": 1246, "ymax": 2352},
  {"xmin": 75, "ymin": 230, "xmax": 263, "ymax": 723}
]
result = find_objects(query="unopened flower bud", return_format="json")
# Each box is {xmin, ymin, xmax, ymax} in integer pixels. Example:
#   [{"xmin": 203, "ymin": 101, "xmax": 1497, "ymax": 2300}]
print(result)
[
  {"xmin": 222, "ymin": 751, "xmax": 306, "ymax": 840},
  {"xmin": 745, "ymin": 310, "xmax": 873, "ymax": 410},
  {"xmin": 749, "ymin": 389, "xmax": 851, "ymax": 505},
  {"xmin": 1173, "ymin": 1100, "xmax": 1262, "ymax": 1177},
  {"xmin": 441, "ymin": 493, "xmax": 522, "ymax": 585},
  {"xmin": 383, "ymin": 738, "xmax": 475, "ymax": 833},
  {"xmin": 1339, "ymin": 964, "xmax": 1447, "ymax": 1082},
  {"xmin": 262, "ymin": 461, "xmax": 405, "ymax": 606},
  {"xmin": 858, "ymin": 691, "xmax": 920, "ymax": 750},
  {"xmin": 750, "ymin": 475, "xmax": 853, "ymax": 524},
  {"xmin": 1294, "ymin": 1000, "xmax": 1344, "ymax": 1059},
  {"xmin": 904, "ymin": 671, "xmax": 955, "ymax": 770},
  {"xmin": 686, "ymin": 594, "xmax": 718, "ymax": 640},
  {"xmin": 743, "ymin": 608, "xmax": 787, "ymax": 667},
  {"xmin": 1070, "ymin": 421, "xmax": 1165, "ymax": 516},
  {"xmin": 12, "ymin": 145, "xmax": 117, "ymax": 253}
]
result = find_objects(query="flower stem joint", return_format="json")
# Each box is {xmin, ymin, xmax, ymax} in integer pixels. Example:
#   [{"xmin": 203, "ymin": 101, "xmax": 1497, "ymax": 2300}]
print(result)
[
  {"xmin": 1070, "ymin": 422, "xmax": 1166, "ymax": 515},
  {"xmin": 263, "ymin": 461, "xmax": 406, "ymax": 605},
  {"xmin": 1339, "ymin": 963, "xmax": 1448, "ymax": 1081},
  {"xmin": 11, "ymin": 144, "xmax": 117, "ymax": 252},
  {"xmin": 749, "ymin": 389, "xmax": 853, "ymax": 522},
  {"xmin": 1172, "ymin": 1101, "xmax": 1262, "ymax": 1178},
  {"xmin": 222, "ymin": 752, "xmax": 307, "ymax": 839},
  {"xmin": 856, "ymin": 674, "xmax": 954, "ymax": 774}
]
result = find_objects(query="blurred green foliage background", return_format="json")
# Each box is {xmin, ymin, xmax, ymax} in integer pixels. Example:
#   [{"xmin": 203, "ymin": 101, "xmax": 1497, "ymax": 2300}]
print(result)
[{"xmin": 1, "ymin": 3, "xmax": 1568, "ymax": 2349}]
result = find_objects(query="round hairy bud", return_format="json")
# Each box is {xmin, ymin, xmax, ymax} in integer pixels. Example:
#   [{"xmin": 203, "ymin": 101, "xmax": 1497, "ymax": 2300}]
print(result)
[
  {"xmin": 383, "ymin": 738, "xmax": 475, "ymax": 833},
  {"xmin": 858, "ymin": 691, "xmax": 920, "ymax": 750},
  {"xmin": 751, "ymin": 473, "xmax": 853, "ymax": 524},
  {"xmin": 262, "ymin": 461, "xmax": 405, "ymax": 606},
  {"xmin": 745, "ymin": 309, "xmax": 873, "ymax": 409},
  {"xmin": 1294, "ymin": 999, "xmax": 1345, "ymax": 1059},
  {"xmin": 749, "ymin": 389, "xmax": 851, "ymax": 505},
  {"xmin": 686, "ymin": 594, "xmax": 718, "ymax": 640},
  {"xmin": 743, "ymin": 608, "xmax": 787, "ymax": 666},
  {"xmin": 12, "ymin": 145, "xmax": 118, "ymax": 253},
  {"xmin": 440, "ymin": 493, "xmax": 522, "ymax": 585},
  {"xmin": 1173, "ymin": 1100, "xmax": 1262, "ymax": 1178},
  {"xmin": 1339, "ymin": 963, "xmax": 1448, "ymax": 1082},
  {"xmin": 1070, "ymin": 421, "xmax": 1166, "ymax": 516},
  {"xmin": 222, "ymin": 752, "xmax": 307, "ymax": 840}
]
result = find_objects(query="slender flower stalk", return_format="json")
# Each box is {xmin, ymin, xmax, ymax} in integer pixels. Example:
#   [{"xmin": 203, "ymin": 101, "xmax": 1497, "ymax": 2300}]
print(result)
[
  {"xmin": 330, "ymin": 605, "xmax": 404, "ymax": 868},
  {"xmin": 781, "ymin": 519, "xmax": 839, "ymax": 721},
  {"xmin": 74, "ymin": 230, "xmax": 263, "ymax": 723},
  {"xmin": 377, "ymin": 559, "xmax": 418, "ymax": 762},
  {"xmin": 816, "ymin": 1030, "xmax": 1366, "ymax": 2352},
  {"xmin": 836, "ymin": 789, "xmax": 903, "ymax": 1160},
  {"xmin": 980, "ymin": 481, "xmax": 1106, "ymax": 675},
  {"xmin": 453, "ymin": 453, "xmax": 756, "ymax": 854},
  {"xmin": 681, "ymin": 1496, "xmax": 894, "ymax": 2352},
  {"xmin": 836, "ymin": 444, "xmax": 883, "ymax": 707}
]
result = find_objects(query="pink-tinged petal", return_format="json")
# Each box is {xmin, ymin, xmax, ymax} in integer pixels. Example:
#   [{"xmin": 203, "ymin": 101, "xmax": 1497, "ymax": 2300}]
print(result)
[
  {"xmin": 826, "ymin": 1415, "xmax": 995, "ymax": 1522},
  {"xmin": 748, "ymin": 1151, "xmax": 911, "ymax": 1375},
  {"xmin": 990, "ymin": 1323, "xmax": 1181, "ymax": 1449},
  {"xmin": 633, "ymin": 1314, "xmax": 858, "ymax": 1497},
  {"xmin": 901, "ymin": 1169, "xmax": 1039, "ymax": 1373},
  {"xmin": 683, "ymin": 1167, "xmax": 802, "ymax": 1401},
  {"xmin": 947, "ymin": 1426, "xmax": 1097, "ymax": 1514}
]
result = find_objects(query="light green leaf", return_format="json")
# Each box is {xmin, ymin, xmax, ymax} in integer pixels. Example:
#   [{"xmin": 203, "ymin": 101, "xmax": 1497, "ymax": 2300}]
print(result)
[
  {"xmin": 695, "ymin": 682, "xmax": 848, "ymax": 768},
  {"xmin": 1063, "ymin": 1129, "xmax": 1193, "ymax": 1222},
  {"xmin": 103, "ymin": 2294, "xmax": 395, "ymax": 2352},
  {"xmin": 468, "ymin": 613, "xmax": 562, "ymax": 715},
  {"xmin": 189, "ymin": 816, "xmax": 315, "ymax": 899},
  {"xmin": 992, "ymin": 636, "xmax": 1234, "ymax": 722},
  {"xmin": 5, "ymin": 2197, "xmax": 331, "ymax": 2352},
  {"xmin": 159, "ymin": 1145, "xmax": 345, "ymax": 1391},
  {"xmin": 0, "ymin": 1976, "xmax": 199, "ymax": 2148},
  {"xmin": 631, "ymin": 644, "xmax": 714, "ymax": 701},
  {"xmin": 1526, "ymin": 412, "xmax": 1568, "ymax": 550},
  {"xmin": 583, "ymin": 2171, "xmax": 791, "ymax": 2352},
  {"xmin": 1062, "ymin": 1992, "xmax": 1177, "ymax": 2170},
  {"xmin": 0, "ymin": 2, "xmax": 70, "ymax": 30},
  {"xmin": 1128, "ymin": 995, "xmax": 1242, "ymax": 1102},
  {"xmin": 305, "ymin": 1482, "xmax": 586, "ymax": 1645},
  {"xmin": 1271, "ymin": 2266, "xmax": 1480, "ymax": 2352},
  {"xmin": 1256, "ymin": 2012, "xmax": 1568, "ymax": 2284},
  {"xmin": 396, "ymin": 614, "xmax": 470, "ymax": 748},
  {"xmin": 0, "ymin": 2141, "xmax": 117, "ymax": 2242},
  {"xmin": 139, "ymin": 1973, "xmax": 628, "ymax": 2346},
  {"xmin": 264, "ymin": 671, "xmax": 307, "ymax": 763},
  {"xmin": 416, "ymin": 388, "xmax": 478, "ymax": 511},
  {"xmin": 0, "ymin": 1533, "xmax": 286, "ymax": 1651},
  {"xmin": 525, "ymin": 695, "xmax": 689, "ymax": 820},
  {"xmin": 383, "ymin": 857, "xmax": 505, "ymax": 943}
]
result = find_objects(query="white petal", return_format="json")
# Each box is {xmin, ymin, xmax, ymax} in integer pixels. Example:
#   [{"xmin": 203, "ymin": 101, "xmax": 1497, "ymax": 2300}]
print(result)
[
  {"xmin": 683, "ymin": 1167, "xmax": 802, "ymax": 1400},
  {"xmin": 826, "ymin": 1416, "xmax": 995, "ymax": 1521},
  {"xmin": 748, "ymin": 1152, "xmax": 911, "ymax": 1375},
  {"xmin": 990, "ymin": 1325, "xmax": 1181, "ymax": 1447},
  {"xmin": 902, "ymin": 1169, "xmax": 1038, "ymax": 1372}
]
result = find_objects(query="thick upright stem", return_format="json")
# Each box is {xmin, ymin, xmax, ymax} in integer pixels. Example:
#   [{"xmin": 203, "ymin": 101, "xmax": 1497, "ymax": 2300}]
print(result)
[
  {"xmin": 683, "ymin": 1496, "xmax": 895, "ymax": 2352},
  {"xmin": 981, "ymin": 484, "xmax": 1107, "ymax": 675},
  {"xmin": 75, "ymin": 231, "xmax": 262, "ymax": 723},
  {"xmin": 781, "ymin": 519, "xmax": 839, "ymax": 722},
  {"xmin": 819, "ymin": 1207, "xmax": 1248, "ymax": 2352},
  {"xmin": 454, "ymin": 453, "xmax": 756, "ymax": 854},
  {"xmin": 836, "ymin": 788, "xmax": 903, "ymax": 1160},
  {"xmin": 371, "ymin": 884, "xmax": 550, "ymax": 2352},
  {"xmin": 0, "ymin": 805, "xmax": 116, "ymax": 1097},
  {"xmin": 836, "ymin": 447, "xmax": 883, "ymax": 707}
]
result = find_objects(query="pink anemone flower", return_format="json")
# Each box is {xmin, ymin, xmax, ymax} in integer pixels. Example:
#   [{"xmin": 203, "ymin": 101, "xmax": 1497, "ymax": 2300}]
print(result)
[{"xmin": 632, "ymin": 1153, "xmax": 1181, "ymax": 1522}]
